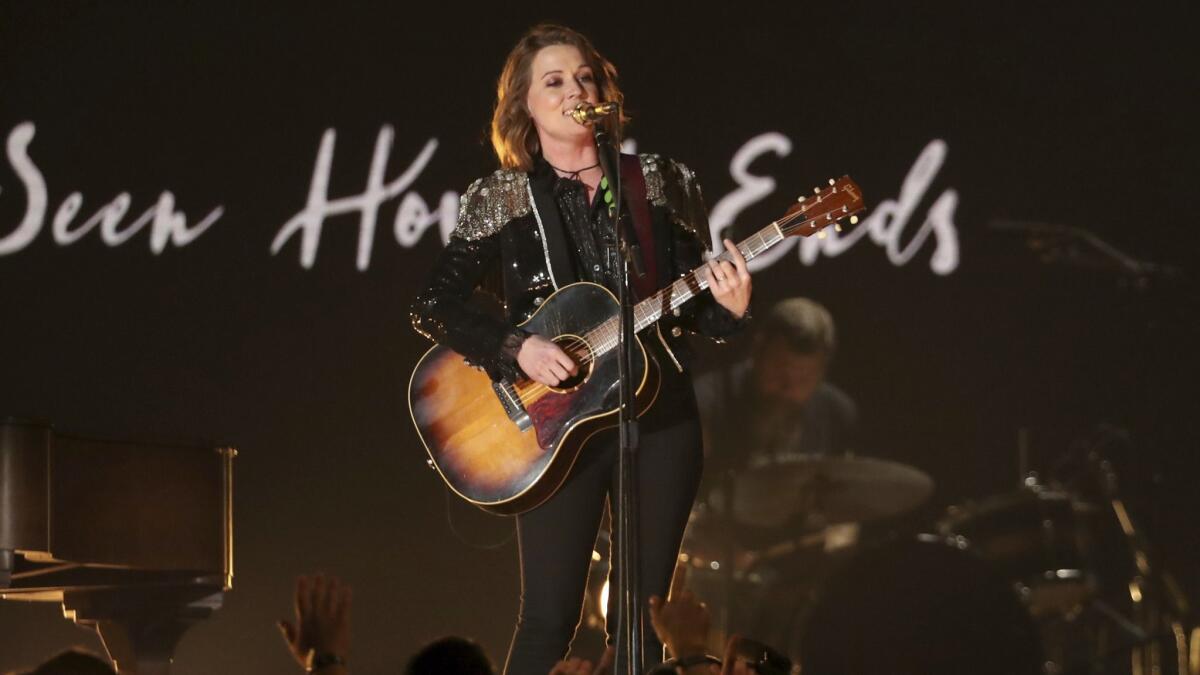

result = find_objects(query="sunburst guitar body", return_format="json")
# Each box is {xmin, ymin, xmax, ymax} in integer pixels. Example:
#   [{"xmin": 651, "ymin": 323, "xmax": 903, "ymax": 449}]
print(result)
[{"xmin": 409, "ymin": 283, "xmax": 660, "ymax": 515}]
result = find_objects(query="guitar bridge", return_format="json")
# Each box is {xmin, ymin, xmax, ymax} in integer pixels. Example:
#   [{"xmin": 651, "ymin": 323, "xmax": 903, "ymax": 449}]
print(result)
[{"xmin": 492, "ymin": 381, "xmax": 533, "ymax": 431}]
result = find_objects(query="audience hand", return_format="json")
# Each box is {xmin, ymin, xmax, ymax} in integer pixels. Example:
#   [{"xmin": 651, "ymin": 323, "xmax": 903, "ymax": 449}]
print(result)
[
  {"xmin": 549, "ymin": 656, "xmax": 594, "ymax": 675},
  {"xmin": 549, "ymin": 645, "xmax": 613, "ymax": 675},
  {"xmin": 278, "ymin": 574, "xmax": 352, "ymax": 673},
  {"xmin": 648, "ymin": 560, "xmax": 710, "ymax": 660},
  {"xmin": 720, "ymin": 635, "xmax": 748, "ymax": 675},
  {"xmin": 594, "ymin": 647, "xmax": 615, "ymax": 675}
]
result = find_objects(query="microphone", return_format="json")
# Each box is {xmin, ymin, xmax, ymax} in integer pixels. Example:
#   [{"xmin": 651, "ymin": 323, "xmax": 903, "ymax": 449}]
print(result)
[{"xmin": 567, "ymin": 101, "xmax": 619, "ymax": 125}]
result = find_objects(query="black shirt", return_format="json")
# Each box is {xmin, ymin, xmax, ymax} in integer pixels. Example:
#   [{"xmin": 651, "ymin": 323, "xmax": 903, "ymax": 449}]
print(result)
[
  {"xmin": 544, "ymin": 159, "xmax": 625, "ymax": 294},
  {"xmin": 693, "ymin": 358, "xmax": 859, "ymax": 469}
]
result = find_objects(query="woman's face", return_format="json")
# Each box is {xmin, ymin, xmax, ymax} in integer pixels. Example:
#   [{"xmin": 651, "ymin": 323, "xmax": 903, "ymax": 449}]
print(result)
[{"xmin": 525, "ymin": 44, "xmax": 600, "ymax": 149}]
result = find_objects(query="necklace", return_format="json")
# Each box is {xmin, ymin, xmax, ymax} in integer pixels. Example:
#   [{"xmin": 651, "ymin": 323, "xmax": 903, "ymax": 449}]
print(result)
[{"xmin": 546, "ymin": 160, "xmax": 600, "ymax": 182}]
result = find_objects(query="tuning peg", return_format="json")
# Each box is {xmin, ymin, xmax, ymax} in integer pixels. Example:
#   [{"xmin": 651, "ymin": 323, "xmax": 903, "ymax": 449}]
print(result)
[
  {"xmin": 797, "ymin": 195, "xmax": 806, "ymax": 202},
  {"xmin": 835, "ymin": 224, "xmax": 843, "ymax": 233},
  {"xmin": 813, "ymin": 187, "xmax": 820, "ymax": 194},
  {"xmin": 828, "ymin": 178, "xmax": 835, "ymax": 186},
  {"xmin": 817, "ymin": 230, "xmax": 828, "ymax": 239},
  {"xmin": 849, "ymin": 215, "xmax": 859, "ymax": 225}
]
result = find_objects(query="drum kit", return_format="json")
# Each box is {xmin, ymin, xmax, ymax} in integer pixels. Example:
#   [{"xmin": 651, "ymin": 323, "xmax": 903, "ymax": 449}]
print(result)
[{"xmin": 585, "ymin": 447, "xmax": 1195, "ymax": 674}]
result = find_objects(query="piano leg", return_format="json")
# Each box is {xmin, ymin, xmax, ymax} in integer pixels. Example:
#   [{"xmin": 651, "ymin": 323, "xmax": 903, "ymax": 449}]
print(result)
[
  {"xmin": 0, "ymin": 549, "xmax": 12, "ymax": 587},
  {"xmin": 61, "ymin": 585, "xmax": 225, "ymax": 675}
]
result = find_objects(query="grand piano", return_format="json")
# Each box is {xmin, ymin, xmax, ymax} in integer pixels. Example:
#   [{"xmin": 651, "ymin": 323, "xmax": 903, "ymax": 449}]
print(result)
[{"xmin": 0, "ymin": 418, "xmax": 235, "ymax": 675}]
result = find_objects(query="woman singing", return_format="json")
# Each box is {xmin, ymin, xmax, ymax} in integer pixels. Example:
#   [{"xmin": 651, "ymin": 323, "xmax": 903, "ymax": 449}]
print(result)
[{"xmin": 411, "ymin": 23, "xmax": 751, "ymax": 674}]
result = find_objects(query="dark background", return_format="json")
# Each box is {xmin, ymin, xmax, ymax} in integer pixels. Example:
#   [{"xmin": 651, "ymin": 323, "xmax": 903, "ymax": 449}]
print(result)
[{"xmin": 1, "ymin": 2, "xmax": 1197, "ymax": 673}]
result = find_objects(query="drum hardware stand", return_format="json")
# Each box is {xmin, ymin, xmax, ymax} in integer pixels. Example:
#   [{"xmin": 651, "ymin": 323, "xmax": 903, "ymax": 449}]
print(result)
[
  {"xmin": 1017, "ymin": 426, "xmax": 1031, "ymax": 489},
  {"xmin": 718, "ymin": 468, "xmax": 736, "ymax": 641},
  {"xmin": 1055, "ymin": 623, "xmax": 1182, "ymax": 675},
  {"xmin": 989, "ymin": 219, "xmax": 1185, "ymax": 290}
]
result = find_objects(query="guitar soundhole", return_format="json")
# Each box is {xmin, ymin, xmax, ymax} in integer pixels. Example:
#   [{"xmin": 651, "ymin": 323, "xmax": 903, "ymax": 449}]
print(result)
[{"xmin": 550, "ymin": 334, "xmax": 593, "ymax": 392}]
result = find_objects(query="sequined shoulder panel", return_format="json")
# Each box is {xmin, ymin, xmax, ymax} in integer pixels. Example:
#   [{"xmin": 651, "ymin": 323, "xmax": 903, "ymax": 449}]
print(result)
[
  {"xmin": 451, "ymin": 169, "xmax": 531, "ymax": 241},
  {"xmin": 640, "ymin": 153, "xmax": 711, "ymax": 251}
]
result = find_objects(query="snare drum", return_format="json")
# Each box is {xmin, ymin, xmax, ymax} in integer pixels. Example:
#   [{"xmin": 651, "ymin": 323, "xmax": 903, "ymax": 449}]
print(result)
[{"xmin": 938, "ymin": 488, "xmax": 1094, "ymax": 615}]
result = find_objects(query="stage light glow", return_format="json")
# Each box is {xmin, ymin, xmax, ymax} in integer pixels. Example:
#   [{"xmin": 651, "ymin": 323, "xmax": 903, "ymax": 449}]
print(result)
[{"xmin": 1128, "ymin": 580, "xmax": 1143, "ymax": 603}]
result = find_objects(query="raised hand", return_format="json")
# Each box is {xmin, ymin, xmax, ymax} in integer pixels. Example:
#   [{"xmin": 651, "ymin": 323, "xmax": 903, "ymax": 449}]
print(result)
[
  {"xmin": 549, "ymin": 656, "xmax": 595, "ymax": 675},
  {"xmin": 278, "ymin": 574, "xmax": 352, "ymax": 673},
  {"xmin": 648, "ymin": 560, "xmax": 711, "ymax": 660},
  {"xmin": 720, "ymin": 635, "xmax": 749, "ymax": 675},
  {"xmin": 594, "ymin": 647, "xmax": 615, "ymax": 675}
]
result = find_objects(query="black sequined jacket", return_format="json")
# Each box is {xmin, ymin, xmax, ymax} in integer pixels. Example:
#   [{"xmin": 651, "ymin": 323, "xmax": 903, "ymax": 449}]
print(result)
[{"xmin": 410, "ymin": 153, "xmax": 745, "ymax": 383}]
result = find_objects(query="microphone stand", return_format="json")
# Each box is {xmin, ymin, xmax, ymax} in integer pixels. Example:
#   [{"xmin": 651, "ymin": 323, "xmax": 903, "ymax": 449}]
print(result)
[{"xmin": 590, "ymin": 116, "xmax": 644, "ymax": 675}]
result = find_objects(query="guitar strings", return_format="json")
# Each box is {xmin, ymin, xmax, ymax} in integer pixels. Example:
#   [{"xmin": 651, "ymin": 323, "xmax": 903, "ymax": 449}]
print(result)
[
  {"xmin": 510, "ymin": 203, "xmax": 820, "ymax": 402},
  {"xmin": 513, "ymin": 336, "xmax": 592, "ymax": 401}
]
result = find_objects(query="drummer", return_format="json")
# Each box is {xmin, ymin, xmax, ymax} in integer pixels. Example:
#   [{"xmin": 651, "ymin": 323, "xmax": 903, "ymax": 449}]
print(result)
[{"xmin": 695, "ymin": 296, "xmax": 858, "ymax": 472}]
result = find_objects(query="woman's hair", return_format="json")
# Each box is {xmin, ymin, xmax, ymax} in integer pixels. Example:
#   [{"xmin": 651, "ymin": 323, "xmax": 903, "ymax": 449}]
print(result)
[
  {"xmin": 405, "ymin": 636, "xmax": 493, "ymax": 675},
  {"xmin": 490, "ymin": 23, "xmax": 628, "ymax": 171}
]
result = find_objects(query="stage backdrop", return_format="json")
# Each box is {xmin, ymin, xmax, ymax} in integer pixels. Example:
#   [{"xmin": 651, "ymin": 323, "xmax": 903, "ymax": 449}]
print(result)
[{"xmin": 2, "ymin": 3, "xmax": 1197, "ymax": 673}]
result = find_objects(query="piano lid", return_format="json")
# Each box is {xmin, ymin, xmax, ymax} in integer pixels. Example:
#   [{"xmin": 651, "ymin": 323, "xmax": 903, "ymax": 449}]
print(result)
[{"xmin": 0, "ymin": 419, "xmax": 234, "ymax": 593}]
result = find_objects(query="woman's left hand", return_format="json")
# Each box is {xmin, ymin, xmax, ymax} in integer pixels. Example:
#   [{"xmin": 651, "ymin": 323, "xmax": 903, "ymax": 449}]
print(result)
[{"xmin": 702, "ymin": 238, "xmax": 751, "ymax": 319}]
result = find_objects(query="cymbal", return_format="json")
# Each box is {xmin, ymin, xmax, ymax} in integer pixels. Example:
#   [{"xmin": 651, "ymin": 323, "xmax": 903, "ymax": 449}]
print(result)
[
  {"xmin": 940, "ymin": 488, "xmax": 1099, "ymax": 525},
  {"xmin": 728, "ymin": 454, "xmax": 934, "ymax": 528}
]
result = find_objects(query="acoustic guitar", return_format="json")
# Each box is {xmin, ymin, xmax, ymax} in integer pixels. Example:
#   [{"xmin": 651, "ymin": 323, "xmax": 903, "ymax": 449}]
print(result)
[{"xmin": 409, "ymin": 176, "xmax": 865, "ymax": 514}]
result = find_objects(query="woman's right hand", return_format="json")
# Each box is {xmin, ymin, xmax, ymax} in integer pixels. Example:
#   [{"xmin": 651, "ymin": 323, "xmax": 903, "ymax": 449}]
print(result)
[{"xmin": 517, "ymin": 334, "xmax": 578, "ymax": 386}]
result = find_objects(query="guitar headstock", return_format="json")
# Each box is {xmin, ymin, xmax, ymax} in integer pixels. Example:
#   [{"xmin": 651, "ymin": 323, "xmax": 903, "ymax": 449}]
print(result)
[{"xmin": 779, "ymin": 176, "xmax": 865, "ymax": 239}]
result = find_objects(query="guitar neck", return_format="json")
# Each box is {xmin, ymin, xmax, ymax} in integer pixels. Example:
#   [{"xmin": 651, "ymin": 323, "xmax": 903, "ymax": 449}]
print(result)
[
  {"xmin": 580, "ymin": 222, "xmax": 785, "ymax": 357},
  {"xmin": 633, "ymin": 223, "xmax": 783, "ymax": 332},
  {"xmin": 578, "ymin": 174, "xmax": 863, "ymax": 359}
]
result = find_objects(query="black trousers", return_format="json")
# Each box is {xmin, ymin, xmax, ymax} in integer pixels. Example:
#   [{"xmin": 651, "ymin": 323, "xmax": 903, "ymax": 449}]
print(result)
[{"xmin": 502, "ymin": 376, "xmax": 703, "ymax": 675}]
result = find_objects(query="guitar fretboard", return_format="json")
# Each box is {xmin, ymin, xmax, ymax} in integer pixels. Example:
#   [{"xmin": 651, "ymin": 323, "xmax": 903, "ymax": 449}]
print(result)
[{"xmin": 580, "ymin": 222, "xmax": 785, "ymax": 358}]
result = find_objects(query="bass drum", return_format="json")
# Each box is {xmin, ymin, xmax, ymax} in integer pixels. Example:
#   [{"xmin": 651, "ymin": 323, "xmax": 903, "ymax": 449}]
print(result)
[
  {"xmin": 762, "ymin": 536, "xmax": 1044, "ymax": 675},
  {"xmin": 937, "ymin": 488, "xmax": 1094, "ymax": 617}
]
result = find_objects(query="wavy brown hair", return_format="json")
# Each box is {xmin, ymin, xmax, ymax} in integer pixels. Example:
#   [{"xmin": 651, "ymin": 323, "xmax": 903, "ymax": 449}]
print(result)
[{"xmin": 490, "ymin": 24, "xmax": 628, "ymax": 171}]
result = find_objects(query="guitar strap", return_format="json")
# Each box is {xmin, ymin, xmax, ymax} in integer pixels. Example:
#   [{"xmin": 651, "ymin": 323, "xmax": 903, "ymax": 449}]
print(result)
[
  {"xmin": 527, "ymin": 167, "xmax": 575, "ymax": 291},
  {"xmin": 618, "ymin": 153, "xmax": 658, "ymax": 300}
]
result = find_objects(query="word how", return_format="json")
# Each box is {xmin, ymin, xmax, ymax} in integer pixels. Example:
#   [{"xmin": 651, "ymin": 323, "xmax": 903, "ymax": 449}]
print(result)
[{"xmin": 271, "ymin": 126, "xmax": 454, "ymax": 270}]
